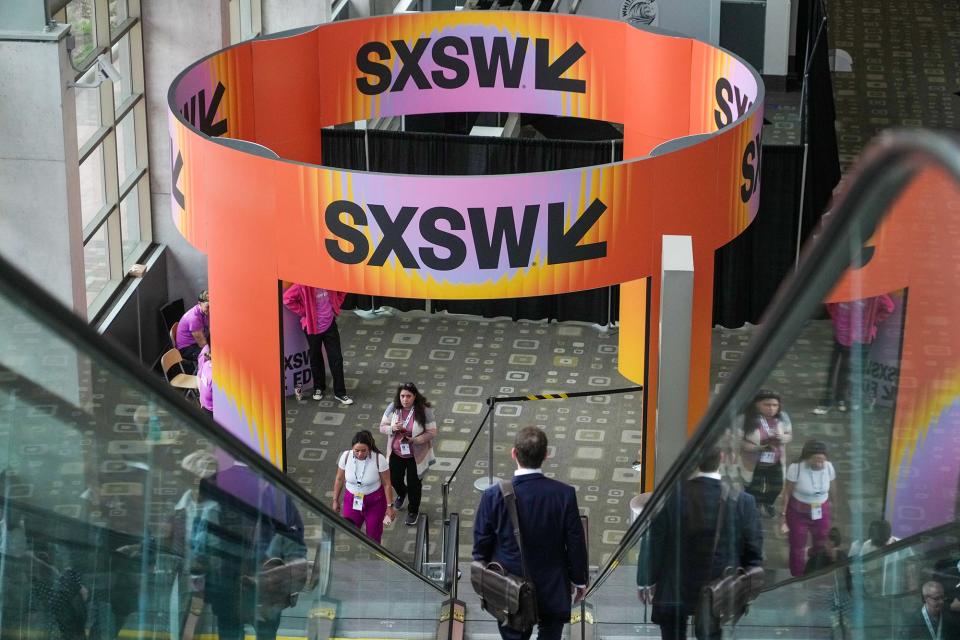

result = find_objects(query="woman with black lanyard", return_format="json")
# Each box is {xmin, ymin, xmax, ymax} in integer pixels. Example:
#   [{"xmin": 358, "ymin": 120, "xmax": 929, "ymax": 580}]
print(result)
[
  {"xmin": 332, "ymin": 430, "xmax": 396, "ymax": 543},
  {"xmin": 379, "ymin": 382, "xmax": 437, "ymax": 527}
]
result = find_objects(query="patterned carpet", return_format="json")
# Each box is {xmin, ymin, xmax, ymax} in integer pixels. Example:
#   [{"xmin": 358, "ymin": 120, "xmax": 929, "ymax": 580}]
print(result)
[
  {"xmin": 827, "ymin": 0, "xmax": 960, "ymax": 169},
  {"xmin": 282, "ymin": 309, "xmax": 899, "ymax": 582}
]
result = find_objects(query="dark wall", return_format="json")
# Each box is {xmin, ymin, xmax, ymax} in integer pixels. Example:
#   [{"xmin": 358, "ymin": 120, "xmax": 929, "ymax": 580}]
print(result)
[{"xmin": 97, "ymin": 246, "xmax": 171, "ymax": 371}]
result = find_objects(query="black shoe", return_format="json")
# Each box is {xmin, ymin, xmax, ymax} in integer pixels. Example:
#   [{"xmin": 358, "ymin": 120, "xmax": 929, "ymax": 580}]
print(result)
[
  {"xmin": 762, "ymin": 504, "xmax": 776, "ymax": 518},
  {"xmin": 404, "ymin": 512, "xmax": 419, "ymax": 526},
  {"xmin": 393, "ymin": 495, "xmax": 406, "ymax": 510}
]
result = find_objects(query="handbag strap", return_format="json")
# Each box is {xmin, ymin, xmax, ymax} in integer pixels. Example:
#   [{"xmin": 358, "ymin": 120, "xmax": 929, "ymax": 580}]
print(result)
[
  {"xmin": 499, "ymin": 480, "xmax": 532, "ymax": 581},
  {"xmin": 709, "ymin": 484, "xmax": 730, "ymax": 565}
]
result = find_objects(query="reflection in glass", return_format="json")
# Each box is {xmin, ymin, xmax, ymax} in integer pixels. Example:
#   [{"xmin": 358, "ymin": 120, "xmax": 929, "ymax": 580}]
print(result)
[
  {"xmin": 79, "ymin": 145, "xmax": 106, "ymax": 229},
  {"xmin": 119, "ymin": 182, "xmax": 141, "ymax": 261},
  {"xmin": 83, "ymin": 223, "xmax": 111, "ymax": 304},
  {"xmin": 66, "ymin": 0, "xmax": 96, "ymax": 64},
  {"xmin": 73, "ymin": 67, "xmax": 101, "ymax": 149},
  {"xmin": 111, "ymin": 34, "xmax": 134, "ymax": 110},
  {"xmin": 110, "ymin": 0, "xmax": 129, "ymax": 32},
  {"xmin": 585, "ymin": 137, "xmax": 960, "ymax": 639},
  {"xmin": 116, "ymin": 109, "xmax": 137, "ymax": 184},
  {"xmin": 0, "ymin": 264, "xmax": 446, "ymax": 640}
]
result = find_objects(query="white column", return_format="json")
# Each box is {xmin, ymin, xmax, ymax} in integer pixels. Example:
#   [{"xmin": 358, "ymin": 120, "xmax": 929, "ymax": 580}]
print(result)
[
  {"xmin": 0, "ymin": 22, "xmax": 87, "ymax": 316},
  {"xmin": 262, "ymin": 0, "xmax": 331, "ymax": 34},
  {"xmin": 654, "ymin": 235, "xmax": 694, "ymax": 484},
  {"xmin": 764, "ymin": 0, "xmax": 791, "ymax": 76}
]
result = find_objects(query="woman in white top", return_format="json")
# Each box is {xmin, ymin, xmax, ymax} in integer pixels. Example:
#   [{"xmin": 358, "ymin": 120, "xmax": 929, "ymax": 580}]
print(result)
[
  {"xmin": 332, "ymin": 430, "xmax": 395, "ymax": 544},
  {"xmin": 849, "ymin": 519, "xmax": 915, "ymax": 596},
  {"xmin": 782, "ymin": 440, "xmax": 837, "ymax": 576}
]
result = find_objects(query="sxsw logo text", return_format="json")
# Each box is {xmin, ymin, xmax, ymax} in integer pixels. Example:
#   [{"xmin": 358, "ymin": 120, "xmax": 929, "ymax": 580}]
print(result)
[
  {"xmin": 713, "ymin": 77, "xmax": 753, "ymax": 130},
  {"xmin": 325, "ymin": 199, "xmax": 607, "ymax": 271},
  {"xmin": 356, "ymin": 37, "xmax": 586, "ymax": 95}
]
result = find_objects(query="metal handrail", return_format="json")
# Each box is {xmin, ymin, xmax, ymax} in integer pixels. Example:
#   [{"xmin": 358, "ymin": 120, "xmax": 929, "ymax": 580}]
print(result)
[
  {"xmin": 413, "ymin": 512, "xmax": 430, "ymax": 572},
  {"xmin": 439, "ymin": 385, "xmax": 642, "ymax": 526},
  {"xmin": 584, "ymin": 130, "xmax": 960, "ymax": 598},
  {"xmin": 446, "ymin": 513, "xmax": 461, "ymax": 598}
]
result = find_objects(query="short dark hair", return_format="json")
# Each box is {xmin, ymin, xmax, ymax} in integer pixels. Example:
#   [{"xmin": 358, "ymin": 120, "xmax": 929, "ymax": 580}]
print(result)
[
  {"xmin": 800, "ymin": 439, "xmax": 828, "ymax": 461},
  {"xmin": 514, "ymin": 426, "xmax": 548, "ymax": 468},
  {"xmin": 868, "ymin": 519, "xmax": 892, "ymax": 547},
  {"xmin": 827, "ymin": 527, "xmax": 843, "ymax": 547},
  {"xmin": 697, "ymin": 446, "xmax": 723, "ymax": 473}
]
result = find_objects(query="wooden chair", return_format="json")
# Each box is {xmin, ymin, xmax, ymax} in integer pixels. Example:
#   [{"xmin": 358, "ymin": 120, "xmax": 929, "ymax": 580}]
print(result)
[
  {"xmin": 161, "ymin": 348, "xmax": 199, "ymax": 397},
  {"xmin": 169, "ymin": 320, "xmax": 179, "ymax": 349}
]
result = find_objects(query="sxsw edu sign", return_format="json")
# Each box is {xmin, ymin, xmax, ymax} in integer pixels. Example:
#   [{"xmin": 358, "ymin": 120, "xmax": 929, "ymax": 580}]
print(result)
[{"xmin": 355, "ymin": 36, "xmax": 586, "ymax": 94}]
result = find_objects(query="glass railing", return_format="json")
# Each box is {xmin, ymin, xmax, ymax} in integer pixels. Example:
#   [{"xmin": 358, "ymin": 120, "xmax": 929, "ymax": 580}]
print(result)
[
  {"xmin": 583, "ymin": 130, "xmax": 960, "ymax": 639},
  {"xmin": 740, "ymin": 521, "xmax": 960, "ymax": 638},
  {"xmin": 0, "ymin": 259, "xmax": 446, "ymax": 639}
]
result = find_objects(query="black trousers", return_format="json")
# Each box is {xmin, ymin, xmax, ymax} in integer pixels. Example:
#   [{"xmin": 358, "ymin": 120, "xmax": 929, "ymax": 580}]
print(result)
[
  {"xmin": 746, "ymin": 462, "xmax": 784, "ymax": 507},
  {"xmin": 498, "ymin": 616, "xmax": 565, "ymax": 640},
  {"xmin": 306, "ymin": 320, "xmax": 346, "ymax": 397},
  {"xmin": 820, "ymin": 341, "xmax": 870, "ymax": 406},
  {"xmin": 389, "ymin": 453, "xmax": 421, "ymax": 514},
  {"xmin": 178, "ymin": 342, "xmax": 202, "ymax": 374},
  {"xmin": 656, "ymin": 612, "xmax": 721, "ymax": 640}
]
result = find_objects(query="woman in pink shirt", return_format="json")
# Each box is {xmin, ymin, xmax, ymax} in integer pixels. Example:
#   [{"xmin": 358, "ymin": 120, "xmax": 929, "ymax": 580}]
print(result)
[
  {"xmin": 197, "ymin": 345, "xmax": 213, "ymax": 417},
  {"xmin": 813, "ymin": 294, "xmax": 895, "ymax": 414},
  {"xmin": 282, "ymin": 284, "xmax": 353, "ymax": 405}
]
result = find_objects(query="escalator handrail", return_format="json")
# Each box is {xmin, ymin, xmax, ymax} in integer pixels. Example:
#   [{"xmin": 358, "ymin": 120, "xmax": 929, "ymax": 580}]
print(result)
[
  {"xmin": 446, "ymin": 512, "xmax": 461, "ymax": 598},
  {"xmin": 584, "ymin": 130, "xmax": 960, "ymax": 598},
  {"xmin": 413, "ymin": 512, "xmax": 429, "ymax": 572},
  {"xmin": 0, "ymin": 255, "xmax": 447, "ymax": 595},
  {"xmin": 758, "ymin": 520, "xmax": 960, "ymax": 594}
]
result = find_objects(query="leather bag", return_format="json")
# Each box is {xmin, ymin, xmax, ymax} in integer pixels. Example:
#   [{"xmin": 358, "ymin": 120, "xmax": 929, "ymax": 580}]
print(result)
[
  {"xmin": 695, "ymin": 486, "xmax": 765, "ymax": 629},
  {"xmin": 697, "ymin": 565, "xmax": 765, "ymax": 626},
  {"xmin": 470, "ymin": 480, "xmax": 539, "ymax": 632},
  {"xmin": 242, "ymin": 556, "xmax": 309, "ymax": 610}
]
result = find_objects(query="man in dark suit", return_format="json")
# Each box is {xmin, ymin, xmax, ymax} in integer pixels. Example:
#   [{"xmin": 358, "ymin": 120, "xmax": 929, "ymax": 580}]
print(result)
[
  {"xmin": 637, "ymin": 446, "xmax": 763, "ymax": 640},
  {"xmin": 898, "ymin": 581, "xmax": 960, "ymax": 639},
  {"xmin": 473, "ymin": 426, "xmax": 589, "ymax": 640}
]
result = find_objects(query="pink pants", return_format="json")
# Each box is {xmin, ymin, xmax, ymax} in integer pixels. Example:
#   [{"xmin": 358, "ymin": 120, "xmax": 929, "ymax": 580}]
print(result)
[
  {"xmin": 343, "ymin": 486, "xmax": 387, "ymax": 543},
  {"xmin": 786, "ymin": 497, "xmax": 831, "ymax": 576}
]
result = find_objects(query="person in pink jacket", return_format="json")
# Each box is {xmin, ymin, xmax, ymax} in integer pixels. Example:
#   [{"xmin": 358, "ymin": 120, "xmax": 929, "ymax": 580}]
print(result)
[
  {"xmin": 282, "ymin": 284, "xmax": 353, "ymax": 405},
  {"xmin": 813, "ymin": 294, "xmax": 895, "ymax": 415}
]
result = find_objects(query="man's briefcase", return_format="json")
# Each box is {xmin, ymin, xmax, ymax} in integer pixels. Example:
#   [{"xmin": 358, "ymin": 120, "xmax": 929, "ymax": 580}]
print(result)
[
  {"xmin": 697, "ymin": 565, "xmax": 765, "ymax": 627},
  {"xmin": 470, "ymin": 560, "xmax": 538, "ymax": 632}
]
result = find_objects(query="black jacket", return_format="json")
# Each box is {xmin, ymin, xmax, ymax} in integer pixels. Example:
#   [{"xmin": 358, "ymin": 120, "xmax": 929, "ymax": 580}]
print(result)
[
  {"xmin": 637, "ymin": 476, "xmax": 764, "ymax": 622},
  {"xmin": 473, "ymin": 473, "xmax": 589, "ymax": 618}
]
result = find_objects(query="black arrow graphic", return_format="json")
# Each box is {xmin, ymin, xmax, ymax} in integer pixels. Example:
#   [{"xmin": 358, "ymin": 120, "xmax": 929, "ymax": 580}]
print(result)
[
  {"xmin": 171, "ymin": 144, "xmax": 185, "ymax": 210},
  {"xmin": 535, "ymin": 39, "xmax": 586, "ymax": 93},
  {"xmin": 547, "ymin": 198, "xmax": 607, "ymax": 265},
  {"xmin": 198, "ymin": 82, "xmax": 228, "ymax": 136}
]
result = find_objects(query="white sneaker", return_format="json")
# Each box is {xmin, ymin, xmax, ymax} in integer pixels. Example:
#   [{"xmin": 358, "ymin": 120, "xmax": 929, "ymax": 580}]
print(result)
[
  {"xmin": 312, "ymin": 389, "xmax": 324, "ymax": 401},
  {"xmin": 334, "ymin": 394, "xmax": 353, "ymax": 406},
  {"xmin": 812, "ymin": 405, "xmax": 829, "ymax": 415}
]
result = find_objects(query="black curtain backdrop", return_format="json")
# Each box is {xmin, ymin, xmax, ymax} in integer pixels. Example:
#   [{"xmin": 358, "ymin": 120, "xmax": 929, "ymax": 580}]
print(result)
[
  {"xmin": 321, "ymin": 126, "xmax": 808, "ymax": 327},
  {"xmin": 801, "ymin": 1, "xmax": 842, "ymax": 245},
  {"xmin": 325, "ymin": 128, "xmax": 623, "ymax": 322},
  {"xmin": 713, "ymin": 145, "xmax": 806, "ymax": 327}
]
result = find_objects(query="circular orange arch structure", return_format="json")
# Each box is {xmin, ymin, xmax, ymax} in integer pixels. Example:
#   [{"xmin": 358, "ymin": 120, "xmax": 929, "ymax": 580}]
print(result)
[{"xmin": 169, "ymin": 11, "xmax": 764, "ymax": 472}]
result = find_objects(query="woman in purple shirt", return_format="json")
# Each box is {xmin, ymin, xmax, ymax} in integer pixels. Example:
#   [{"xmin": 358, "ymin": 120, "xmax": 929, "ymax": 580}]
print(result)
[{"xmin": 176, "ymin": 290, "xmax": 210, "ymax": 362}]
